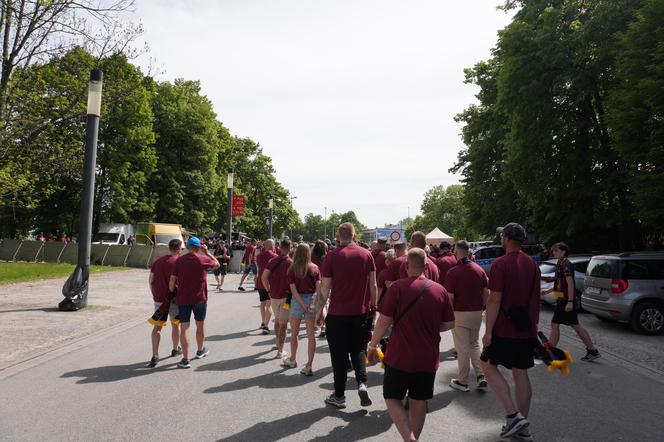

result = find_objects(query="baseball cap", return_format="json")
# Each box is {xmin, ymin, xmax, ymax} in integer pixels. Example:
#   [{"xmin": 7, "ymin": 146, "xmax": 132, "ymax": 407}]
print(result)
[
  {"xmin": 186, "ymin": 236, "xmax": 201, "ymax": 248},
  {"xmin": 497, "ymin": 223, "xmax": 527, "ymax": 242}
]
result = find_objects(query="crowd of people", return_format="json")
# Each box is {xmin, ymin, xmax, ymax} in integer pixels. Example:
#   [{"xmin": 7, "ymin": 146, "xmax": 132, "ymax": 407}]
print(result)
[{"xmin": 147, "ymin": 222, "xmax": 601, "ymax": 442}]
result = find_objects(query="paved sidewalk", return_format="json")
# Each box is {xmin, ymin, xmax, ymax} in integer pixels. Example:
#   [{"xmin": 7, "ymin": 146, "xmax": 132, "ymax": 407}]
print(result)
[
  {"xmin": 1, "ymin": 272, "xmax": 663, "ymax": 441},
  {"xmin": 0, "ymin": 268, "xmax": 152, "ymax": 373}
]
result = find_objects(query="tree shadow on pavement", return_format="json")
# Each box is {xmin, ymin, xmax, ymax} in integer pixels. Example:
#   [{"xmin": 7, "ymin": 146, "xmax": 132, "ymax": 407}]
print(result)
[
  {"xmin": 204, "ymin": 366, "xmax": 334, "ymax": 394},
  {"xmin": 61, "ymin": 361, "xmax": 179, "ymax": 383},
  {"xmin": 195, "ymin": 348, "xmax": 274, "ymax": 372},
  {"xmin": 0, "ymin": 307, "xmax": 60, "ymax": 313},
  {"xmin": 218, "ymin": 407, "xmax": 392, "ymax": 442},
  {"xmin": 317, "ymin": 370, "xmax": 384, "ymax": 391}
]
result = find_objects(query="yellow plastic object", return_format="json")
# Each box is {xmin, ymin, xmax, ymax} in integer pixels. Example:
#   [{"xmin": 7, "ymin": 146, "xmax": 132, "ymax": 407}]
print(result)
[
  {"xmin": 148, "ymin": 317, "xmax": 167, "ymax": 327},
  {"xmin": 547, "ymin": 350, "xmax": 573, "ymax": 376},
  {"xmin": 283, "ymin": 302, "xmax": 290, "ymax": 311},
  {"xmin": 171, "ymin": 317, "xmax": 180, "ymax": 326}
]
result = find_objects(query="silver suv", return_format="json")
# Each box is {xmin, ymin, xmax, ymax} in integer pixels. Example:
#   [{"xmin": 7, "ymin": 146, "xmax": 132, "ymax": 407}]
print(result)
[{"xmin": 582, "ymin": 252, "xmax": 664, "ymax": 335}]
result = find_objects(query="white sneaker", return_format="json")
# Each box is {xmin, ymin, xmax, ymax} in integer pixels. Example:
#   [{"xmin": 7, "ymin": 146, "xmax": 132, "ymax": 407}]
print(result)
[
  {"xmin": 450, "ymin": 379, "xmax": 470, "ymax": 392},
  {"xmin": 275, "ymin": 351, "xmax": 288, "ymax": 359},
  {"xmin": 281, "ymin": 358, "xmax": 297, "ymax": 368}
]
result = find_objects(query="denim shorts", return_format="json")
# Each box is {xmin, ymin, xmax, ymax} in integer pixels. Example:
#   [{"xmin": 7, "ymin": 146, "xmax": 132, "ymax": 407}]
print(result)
[
  {"xmin": 289, "ymin": 293, "xmax": 316, "ymax": 319},
  {"xmin": 178, "ymin": 303, "xmax": 207, "ymax": 323}
]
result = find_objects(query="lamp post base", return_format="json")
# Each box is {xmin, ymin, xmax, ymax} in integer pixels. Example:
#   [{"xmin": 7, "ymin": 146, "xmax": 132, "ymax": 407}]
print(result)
[{"xmin": 59, "ymin": 265, "xmax": 89, "ymax": 311}]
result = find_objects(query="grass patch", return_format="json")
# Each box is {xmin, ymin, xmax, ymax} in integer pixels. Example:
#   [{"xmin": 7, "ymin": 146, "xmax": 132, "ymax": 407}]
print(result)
[{"xmin": 0, "ymin": 262, "xmax": 128, "ymax": 285}]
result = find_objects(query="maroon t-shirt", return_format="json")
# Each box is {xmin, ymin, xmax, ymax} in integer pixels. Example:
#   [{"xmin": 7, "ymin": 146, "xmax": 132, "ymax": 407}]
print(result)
[
  {"xmin": 256, "ymin": 249, "xmax": 278, "ymax": 290},
  {"xmin": 379, "ymin": 276, "xmax": 455, "ymax": 372},
  {"xmin": 377, "ymin": 268, "xmax": 391, "ymax": 290},
  {"xmin": 287, "ymin": 263, "xmax": 321, "ymax": 294},
  {"xmin": 384, "ymin": 255, "xmax": 407, "ymax": 282},
  {"xmin": 444, "ymin": 260, "xmax": 488, "ymax": 311},
  {"xmin": 399, "ymin": 256, "xmax": 440, "ymax": 282},
  {"xmin": 150, "ymin": 254, "xmax": 178, "ymax": 302},
  {"xmin": 372, "ymin": 250, "xmax": 387, "ymax": 276},
  {"xmin": 488, "ymin": 250, "xmax": 541, "ymax": 338},
  {"xmin": 266, "ymin": 254, "xmax": 293, "ymax": 299},
  {"xmin": 436, "ymin": 254, "xmax": 458, "ymax": 283},
  {"xmin": 172, "ymin": 252, "xmax": 216, "ymax": 305},
  {"xmin": 243, "ymin": 244, "xmax": 256, "ymax": 264},
  {"xmin": 321, "ymin": 243, "xmax": 376, "ymax": 316}
]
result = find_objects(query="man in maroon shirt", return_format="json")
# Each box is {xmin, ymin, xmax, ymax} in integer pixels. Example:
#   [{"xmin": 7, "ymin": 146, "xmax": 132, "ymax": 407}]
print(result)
[
  {"xmin": 377, "ymin": 249, "xmax": 396, "ymax": 304},
  {"xmin": 444, "ymin": 240, "xmax": 489, "ymax": 392},
  {"xmin": 320, "ymin": 223, "xmax": 377, "ymax": 409},
  {"xmin": 169, "ymin": 237, "xmax": 219, "ymax": 369},
  {"xmin": 371, "ymin": 237, "xmax": 388, "ymax": 276},
  {"xmin": 481, "ymin": 223, "xmax": 540, "ymax": 440},
  {"xmin": 261, "ymin": 239, "xmax": 293, "ymax": 359},
  {"xmin": 147, "ymin": 239, "xmax": 183, "ymax": 368},
  {"xmin": 436, "ymin": 242, "xmax": 457, "ymax": 283},
  {"xmin": 238, "ymin": 238, "xmax": 258, "ymax": 291},
  {"xmin": 368, "ymin": 248, "xmax": 455, "ymax": 442},
  {"xmin": 383, "ymin": 242, "xmax": 407, "ymax": 287},
  {"xmin": 256, "ymin": 239, "xmax": 277, "ymax": 335},
  {"xmin": 398, "ymin": 231, "xmax": 440, "ymax": 282}
]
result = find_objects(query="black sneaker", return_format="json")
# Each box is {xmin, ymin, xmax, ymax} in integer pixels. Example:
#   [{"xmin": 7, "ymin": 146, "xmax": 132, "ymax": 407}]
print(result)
[
  {"xmin": 324, "ymin": 394, "xmax": 346, "ymax": 409},
  {"xmin": 477, "ymin": 375, "xmax": 489, "ymax": 392},
  {"xmin": 262, "ymin": 327, "xmax": 270, "ymax": 335},
  {"xmin": 581, "ymin": 349, "xmax": 600, "ymax": 362},
  {"xmin": 171, "ymin": 346, "xmax": 182, "ymax": 357},
  {"xmin": 238, "ymin": 286, "xmax": 245, "ymax": 291},
  {"xmin": 358, "ymin": 383, "xmax": 372, "ymax": 407},
  {"xmin": 260, "ymin": 323, "xmax": 266, "ymax": 330},
  {"xmin": 147, "ymin": 356, "xmax": 158, "ymax": 368}
]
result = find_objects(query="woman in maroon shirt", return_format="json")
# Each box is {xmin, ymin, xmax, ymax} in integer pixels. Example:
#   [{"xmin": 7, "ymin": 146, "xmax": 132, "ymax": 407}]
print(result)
[{"xmin": 282, "ymin": 243, "xmax": 322, "ymax": 376}]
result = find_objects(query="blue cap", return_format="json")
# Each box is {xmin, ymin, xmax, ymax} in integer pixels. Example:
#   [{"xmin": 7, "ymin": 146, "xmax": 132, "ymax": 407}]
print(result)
[{"xmin": 186, "ymin": 236, "xmax": 201, "ymax": 248}]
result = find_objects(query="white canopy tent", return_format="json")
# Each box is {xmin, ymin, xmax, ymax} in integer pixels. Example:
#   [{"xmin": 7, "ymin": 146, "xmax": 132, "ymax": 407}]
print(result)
[{"xmin": 426, "ymin": 227, "xmax": 454, "ymax": 246}]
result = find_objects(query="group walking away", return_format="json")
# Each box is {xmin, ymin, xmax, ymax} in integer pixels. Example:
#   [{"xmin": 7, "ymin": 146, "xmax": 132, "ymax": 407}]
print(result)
[{"xmin": 147, "ymin": 221, "xmax": 601, "ymax": 442}]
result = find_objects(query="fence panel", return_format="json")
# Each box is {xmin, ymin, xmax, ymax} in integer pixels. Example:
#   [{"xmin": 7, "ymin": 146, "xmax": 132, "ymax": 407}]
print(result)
[
  {"xmin": 59, "ymin": 243, "xmax": 79, "ymax": 264},
  {"xmin": 150, "ymin": 245, "xmax": 170, "ymax": 266},
  {"xmin": 43, "ymin": 242, "xmax": 67, "ymax": 263},
  {"xmin": 104, "ymin": 245, "xmax": 132, "ymax": 267},
  {"xmin": 125, "ymin": 245, "xmax": 153, "ymax": 269},
  {"xmin": 0, "ymin": 239, "xmax": 22, "ymax": 261},
  {"xmin": 14, "ymin": 240, "xmax": 43, "ymax": 262},
  {"xmin": 91, "ymin": 244, "xmax": 110, "ymax": 266},
  {"xmin": 229, "ymin": 250, "xmax": 245, "ymax": 273}
]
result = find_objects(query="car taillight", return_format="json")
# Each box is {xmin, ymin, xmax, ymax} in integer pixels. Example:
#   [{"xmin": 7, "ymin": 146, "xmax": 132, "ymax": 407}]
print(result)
[{"xmin": 611, "ymin": 279, "xmax": 629, "ymax": 294}]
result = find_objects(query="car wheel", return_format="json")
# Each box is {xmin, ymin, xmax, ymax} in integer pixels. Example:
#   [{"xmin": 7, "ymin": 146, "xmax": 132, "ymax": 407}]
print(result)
[{"xmin": 630, "ymin": 302, "xmax": 664, "ymax": 335}]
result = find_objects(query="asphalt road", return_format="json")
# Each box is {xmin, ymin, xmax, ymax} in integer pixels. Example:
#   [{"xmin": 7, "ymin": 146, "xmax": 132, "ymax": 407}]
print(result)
[{"xmin": 1, "ymin": 273, "xmax": 663, "ymax": 441}]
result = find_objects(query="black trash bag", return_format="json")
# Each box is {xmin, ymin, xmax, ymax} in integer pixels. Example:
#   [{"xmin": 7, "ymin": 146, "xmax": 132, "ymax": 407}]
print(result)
[{"xmin": 59, "ymin": 265, "xmax": 89, "ymax": 311}]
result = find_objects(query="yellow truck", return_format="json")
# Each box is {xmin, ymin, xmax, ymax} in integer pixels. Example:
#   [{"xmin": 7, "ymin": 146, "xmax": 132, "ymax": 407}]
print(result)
[{"xmin": 135, "ymin": 223, "xmax": 185, "ymax": 247}]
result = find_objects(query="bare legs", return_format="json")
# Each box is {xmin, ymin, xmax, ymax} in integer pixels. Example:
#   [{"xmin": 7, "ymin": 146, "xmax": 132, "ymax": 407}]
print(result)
[
  {"xmin": 386, "ymin": 398, "xmax": 427, "ymax": 442},
  {"xmin": 289, "ymin": 317, "xmax": 301, "ymax": 362},
  {"xmin": 260, "ymin": 300, "xmax": 272, "ymax": 328},
  {"xmin": 550, "ymin": 322, "xmax": 596, "ymax": 350},
  {"xmin": 287, "ymin": 315, "xmax": 317, "ymax": 366},
  {"xmin": 481, "ymin": 361, "xmax": 532, "ymax": 417},
  {"xmin": 275, "ymin": 317, "xmax": 287, "ymax": 353},
  {"xmin": 180, "ymin": 321, "xmax": 205, "ymax": 360}
]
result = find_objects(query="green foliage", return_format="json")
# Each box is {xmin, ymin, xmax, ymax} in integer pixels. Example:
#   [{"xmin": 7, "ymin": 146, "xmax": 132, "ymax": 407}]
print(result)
[
  {"xmin": 454, "ymin": 0, "xmax": 655, "ymax": 250},
  {"xmin": 405, "ymin": 185, "xmax": 475, "ymax": 240},
  {"xmin": 0, "ymin": 262, "xmax": 128, "ymax": 285},
  {"xmin": 293, "ymin": 210, "xmax": 367, "ymax": 242},
  {"xmin": 607, "ymin": 0, "xmax": 664, "ymax": 240},
  {"xmin": 0, "ymin": 47, "xmax": 298, "ymax": 239}
]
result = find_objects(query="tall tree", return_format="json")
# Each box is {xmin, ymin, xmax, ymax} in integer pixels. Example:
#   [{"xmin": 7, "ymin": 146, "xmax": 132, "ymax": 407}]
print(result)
[{"xmin": 607, "ymin": 0, "xmax": 664, "ymax": 241}]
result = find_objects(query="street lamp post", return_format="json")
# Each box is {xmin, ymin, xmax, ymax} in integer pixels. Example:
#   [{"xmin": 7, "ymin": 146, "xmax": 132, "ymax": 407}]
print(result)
[
  {"xmin": 268, "ymin": 196, "xmax": 273, "ymax": 239},
  {"xmin": 289, "ymin": 195, "xmax": 297, "ymax": 239},
  {"xmin": 226, "ymin": 169, "xmax": 234, "ymax": 243},
  {"xmin": 60, "ymin": 69, "xmax": 103, "ymax": 311}
]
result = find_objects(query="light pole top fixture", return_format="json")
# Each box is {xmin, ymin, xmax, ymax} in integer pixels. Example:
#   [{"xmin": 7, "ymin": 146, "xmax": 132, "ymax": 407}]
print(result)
[
  {"xmin": 227, "ymin": 170, "xmax": 234, "ymax": 189},
  {"xmin": 87, "ymin": 69, "xmax": 103, "ymax": 117},
  {"xmin": 268, "ymin": 196, "xmax": 273, "ymax": 209}
]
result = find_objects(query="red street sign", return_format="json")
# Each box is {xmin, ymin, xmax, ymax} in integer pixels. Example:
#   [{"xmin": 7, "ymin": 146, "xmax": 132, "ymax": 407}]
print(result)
[{"xmin": 232, "ymin": 195, "xmax": 245, "ymax": 217}]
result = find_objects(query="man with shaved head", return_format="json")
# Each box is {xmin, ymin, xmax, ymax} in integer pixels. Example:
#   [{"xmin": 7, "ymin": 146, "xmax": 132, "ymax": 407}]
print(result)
[
  {"xmin": 256, "ymin": 239, "xmax": 277, "ymax": 334},
  {"xmin": 398, "ymin": 231, "xmax": 440, "ymax": 282},
  {"xmin": 320, "ymin": 223, "xmax": 377, "ymax": 409},
  {"xmin": 369, "ymin": 248, "xmax": 455, "ymax": 441}
]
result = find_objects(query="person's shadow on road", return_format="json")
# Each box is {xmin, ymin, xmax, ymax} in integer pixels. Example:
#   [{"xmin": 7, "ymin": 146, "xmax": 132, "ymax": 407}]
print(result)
[
  {"xmin": 195, "ymin": 348, "xmax": 273, "ymax": 372},
  {"xmin": 61, "ymin": 361, "xmax": 179, "ymax": 383},
  {"xmin": 204, "ymin": 365, "xmax": 334, "ymax": 394},
  {"xmin": 217, "ymin": 407, "xmax": 392, "ymax": 442}
]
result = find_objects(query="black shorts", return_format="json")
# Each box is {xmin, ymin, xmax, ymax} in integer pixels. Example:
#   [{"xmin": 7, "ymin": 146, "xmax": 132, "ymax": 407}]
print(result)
[
  {"xmin": 383, "ymin": 364, "xmax": 435, "ymax": 401},
  {"xmin": 552, "ymin": 301, "xmax": 579, "ymax": 325},
  {"xmin": 484, "ymin": 336, "xmax": 536, "ymax": 370},
  {"xmin": 213, "ymin": 266, "xmax": 227, "ymax": 276},
  {"xmin": 258, "ymin": 288, "xmax": 270, "ymax": 302}
]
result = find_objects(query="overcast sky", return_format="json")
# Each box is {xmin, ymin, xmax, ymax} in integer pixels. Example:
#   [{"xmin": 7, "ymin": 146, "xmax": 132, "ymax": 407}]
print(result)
[{"xmin": 134, "ymin": 0, "xmax": 512, "ymax": 229}]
